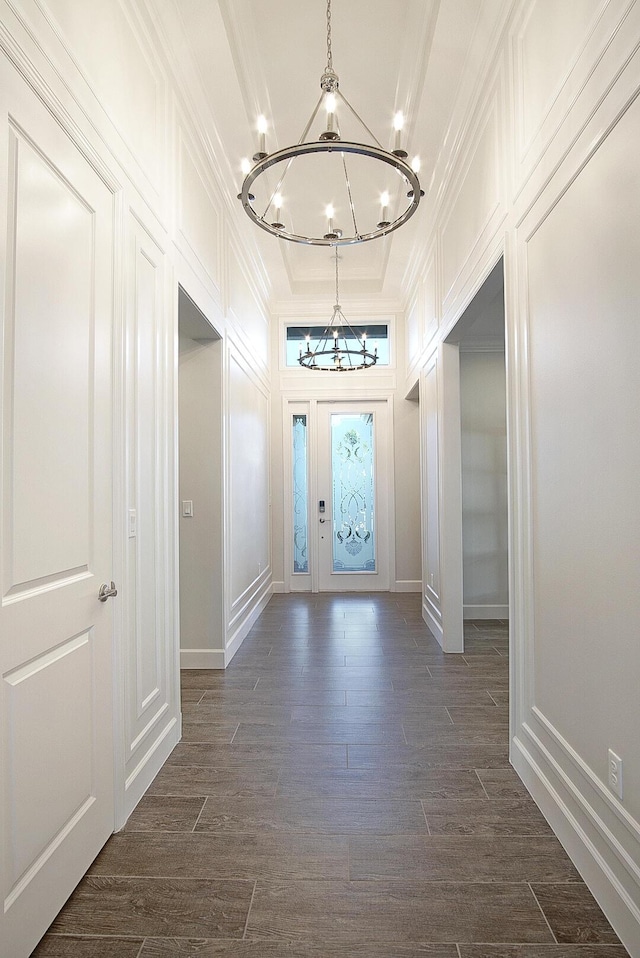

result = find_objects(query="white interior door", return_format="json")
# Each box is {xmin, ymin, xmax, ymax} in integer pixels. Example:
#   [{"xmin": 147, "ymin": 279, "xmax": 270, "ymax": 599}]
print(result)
[
  {"xmin": 317, "ymin": 401, "xmax": 390, "ymax": 591},
  {"xmin": 0, "ymin": 65, "xmax": 116, "ymax": 957}
]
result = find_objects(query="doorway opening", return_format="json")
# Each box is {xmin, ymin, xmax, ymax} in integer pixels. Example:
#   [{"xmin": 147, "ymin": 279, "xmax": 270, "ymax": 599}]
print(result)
[
  {"xmin": 177, "ymin": 286, "xmax": 224, "ymax": 668},
  {"xmin": 445, "ymin": 258, "xmax": 508, "ymax": 651}
]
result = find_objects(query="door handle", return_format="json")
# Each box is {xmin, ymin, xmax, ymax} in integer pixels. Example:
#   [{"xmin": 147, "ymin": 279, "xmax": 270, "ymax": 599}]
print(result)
[
  {"xmin": 319, "ymin": 518, "xmax": 326, "ymax": 523},
  {"xmin": 98, "ymin": 581, "xmax": 118, "ymax": 602}
]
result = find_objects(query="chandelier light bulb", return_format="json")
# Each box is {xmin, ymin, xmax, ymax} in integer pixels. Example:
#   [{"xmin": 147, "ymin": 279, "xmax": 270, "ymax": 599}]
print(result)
[
  {"xmin": 254, "ymin": 115, "xmax": 268, "ymax": 160},
  {"xmin": 240, "ymin": 157, "xmax": 251, "ymax": 175},
  {"xmin": 411, "ymin": 155, "xmax": 421, "ymax": 173},
  {"xmin": 324, "ymin": 203, "xmax": 342, "ymax": 240},
  {"xmin": 270, "ymin": 191, "xmax": 285, "ymax": 230},
  {"xmin": 321, "ymin": 91, "xmax": 339, "ymax": 139},
  {"xmin": 393, "ymin": 111, "xmax": 407, "ymax": 158},
  {"xmin": 378, "ymin": 191, "xmax": 391, "ymax": 229}
]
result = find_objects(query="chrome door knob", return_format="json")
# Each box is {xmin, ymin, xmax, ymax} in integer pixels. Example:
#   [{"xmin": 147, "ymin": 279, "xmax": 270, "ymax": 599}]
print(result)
[{"xmin": 98, "ymin": 581, "xmax": 118, "ymax": 602}]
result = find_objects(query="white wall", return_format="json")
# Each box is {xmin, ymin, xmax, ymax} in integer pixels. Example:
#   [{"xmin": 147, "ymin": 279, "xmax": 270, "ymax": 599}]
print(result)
[
  {"xmin": 460, "ymin": 350, "xmax": 508, "ymax": 618},
  {"xmin": 403, "ymin": 0, "xmax": 640, "ymax": 952}
]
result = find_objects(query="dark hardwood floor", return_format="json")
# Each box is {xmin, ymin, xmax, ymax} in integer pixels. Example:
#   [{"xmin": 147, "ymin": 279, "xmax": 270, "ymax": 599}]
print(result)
[{"xmin": 34, "ymin": 593, "xmax": 628, "ymax": 957}]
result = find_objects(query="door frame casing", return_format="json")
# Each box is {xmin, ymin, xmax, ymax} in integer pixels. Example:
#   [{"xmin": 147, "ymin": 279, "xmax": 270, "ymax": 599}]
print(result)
[{"xmin": 282, "ymin": 394, "xmax": 396, "ymax": 593}]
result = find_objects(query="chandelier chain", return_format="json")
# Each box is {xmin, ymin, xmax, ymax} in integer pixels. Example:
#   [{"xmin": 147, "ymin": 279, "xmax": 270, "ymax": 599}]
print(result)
[
  {"xmin": 334, "ymin": 247, "xmax": 340, "ymax": 305},
  {"xmin": 326, "ymin": 0, "xmax": 333, "ymax": 72}
]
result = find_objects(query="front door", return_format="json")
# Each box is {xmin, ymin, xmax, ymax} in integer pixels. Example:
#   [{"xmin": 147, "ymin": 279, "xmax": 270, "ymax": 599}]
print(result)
[
  {"xmin": 0, "ymin": 63, "xmax": 116, "ymax": 957},
  {"xmin": 317, "ymin": 402, "xmax": 390, "ymax": 591}
]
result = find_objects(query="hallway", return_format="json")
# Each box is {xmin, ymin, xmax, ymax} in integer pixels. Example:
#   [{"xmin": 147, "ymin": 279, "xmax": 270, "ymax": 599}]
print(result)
[{"xmin": 36, "ymin": 594, "xmax": 626, "ymax": 955}]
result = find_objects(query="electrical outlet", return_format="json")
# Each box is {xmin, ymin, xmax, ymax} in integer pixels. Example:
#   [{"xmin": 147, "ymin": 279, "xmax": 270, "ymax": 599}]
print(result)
[{"xmin": 608, "ymin": 749, "xmax": 623, "ymax": 800}]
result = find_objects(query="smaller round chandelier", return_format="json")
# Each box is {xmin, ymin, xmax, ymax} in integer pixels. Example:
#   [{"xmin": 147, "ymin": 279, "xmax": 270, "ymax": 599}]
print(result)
[
  {"xmin": 238, "ymin": 0, "xmax": 423, "ymax": 247},
  {"xmin": 299, "ymin": 250, "xmax": 378, "ymax": 372}
]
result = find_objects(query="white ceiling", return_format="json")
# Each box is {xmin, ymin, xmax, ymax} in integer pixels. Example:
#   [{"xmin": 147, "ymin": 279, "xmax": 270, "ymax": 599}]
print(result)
[{"xmin": 152, "ymin": 0, "xmax": 508, "ymax": 308}]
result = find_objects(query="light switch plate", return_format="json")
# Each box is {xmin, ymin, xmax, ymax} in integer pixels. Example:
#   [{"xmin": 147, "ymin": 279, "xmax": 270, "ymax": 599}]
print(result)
[{"xmin": 182, "ymin": 500, "xmax": 193, "ymax": 518}]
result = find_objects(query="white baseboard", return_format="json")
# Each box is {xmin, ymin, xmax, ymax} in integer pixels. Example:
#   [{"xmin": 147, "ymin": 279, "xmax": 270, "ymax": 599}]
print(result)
[
  {"xmin": 271, "ymin": 580, "xmax": 286, "ymax": 593},
  {"xmin": 464, "ymin": 604, "xmax": 509, "ymax": 619},
  {"xmin": 512, "ymin": 731, "xmax": 640, "ymax": 957},
  {"xmin": 122, "ymin": 717, "xmax": 181, "ymax": 825},
  {"xmin": 180, "ymin": 581, "xmax": 274, "ymax": 670},
  {"xmin": 395, "ymin": 579, "xmax": 421, "ymax": 592},
  {"xmin": 180, "ymin": 648, "xmax": 225, "ymax": 669},
  {"xmin": 225, "ymin": 580, "xmax": 273, "ymax": 666}
]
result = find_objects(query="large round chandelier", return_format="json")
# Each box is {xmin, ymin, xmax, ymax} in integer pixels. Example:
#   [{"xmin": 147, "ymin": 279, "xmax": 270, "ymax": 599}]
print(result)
[
  {"xmin": 237, "ymin": 0, "xmax": 423, "ymax": 246},
  {"xmin": 298, "ymin": 250, "xmax": 378, "ymax": 372}
]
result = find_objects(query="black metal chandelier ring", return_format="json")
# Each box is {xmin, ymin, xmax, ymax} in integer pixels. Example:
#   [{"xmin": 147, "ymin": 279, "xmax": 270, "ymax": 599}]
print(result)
[
  {"xmin": 238, "ymin": 140, "xmax": 422, "ymax": 246},
  {"xmin": 299, "ymin": 345, "xmax": 378, "ymax": 371}
]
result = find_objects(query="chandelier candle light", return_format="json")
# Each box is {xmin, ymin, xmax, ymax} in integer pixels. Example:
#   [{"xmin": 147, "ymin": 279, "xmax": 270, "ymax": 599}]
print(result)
[
  {"xmin": 238, "ymin": 0, "xmax": 423, "ymax": 246},
  {"xmin": 298, "ymin": 249, "xmax": 378, "ymax": 372}
]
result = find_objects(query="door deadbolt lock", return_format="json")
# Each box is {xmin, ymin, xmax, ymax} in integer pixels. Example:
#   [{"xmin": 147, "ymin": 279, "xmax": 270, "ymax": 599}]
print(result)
[{"xmin": 98, "ymin": 581, "xmax": 118, "ymax": 602}]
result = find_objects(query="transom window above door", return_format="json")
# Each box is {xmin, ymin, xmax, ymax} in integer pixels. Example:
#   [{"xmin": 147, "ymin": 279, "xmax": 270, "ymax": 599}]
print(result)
[{"xmin": 285, "ymin": 324, "xmax": 390, "ymax": 367}]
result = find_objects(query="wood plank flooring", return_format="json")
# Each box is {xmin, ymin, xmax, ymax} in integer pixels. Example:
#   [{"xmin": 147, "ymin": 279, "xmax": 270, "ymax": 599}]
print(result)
[{"xmin": 34, "ymin": 594, "xmax": 628, "ymax": 957}]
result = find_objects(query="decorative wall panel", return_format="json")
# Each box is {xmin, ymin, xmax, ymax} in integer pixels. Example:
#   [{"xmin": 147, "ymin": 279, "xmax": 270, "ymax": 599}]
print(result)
[
  {"xmin": 36, "ymin": 0, "xmax": 163, "ymax": 187},
  {"xmin": 406, "ymin": 289, "xmax": 422, "ymax": 368},
  {"xmin": 227, "ymin": 244, "xmax": 269, "ymax": 367},
  {"xmin": 423, "ymin": 253, "xmax": 439, "ymax": 347},
  {"xmin": 228, "ymin": 350, "xmax": 270, "ymax": 608},
  {"xmin": 514, "ymin": 0, "xmax": 604, "ymax": 171},
  {"xmin": 526, "ymin": 92, "xmax": 640, "ymax": 824},
  {"xmin": 178, "ymin": 130, "xmax": 221, "ymax": 292},
  {"xmin": 124, "ymin": 213, "xmax": 170, "ymax": 785},
  {"xmin": 423, "ymin": 360, "xmax": 441, "ymax": 610},
  {"xmin": 441, "ymin": 96, "xmax": 502, "ymax": 311}
]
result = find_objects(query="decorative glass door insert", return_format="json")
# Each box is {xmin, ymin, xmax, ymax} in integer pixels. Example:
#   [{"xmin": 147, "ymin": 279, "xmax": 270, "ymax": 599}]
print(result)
[
  {"xmin": 292, "ymin": 414, "xmax": 308, "ymax": 573},
  {"xmin": 331, "ymin": 413, "xmax": 376, "ymax": 573}
]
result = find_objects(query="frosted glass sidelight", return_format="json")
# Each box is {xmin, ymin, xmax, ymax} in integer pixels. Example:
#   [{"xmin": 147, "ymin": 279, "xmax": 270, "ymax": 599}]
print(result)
[
  {"xmin": 331, "ymin": 414, "xmax": 375, "ymax": 573},
  {"xmin": 292, "ymin": 415, "xmax": 309, "ymax": 572}
]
